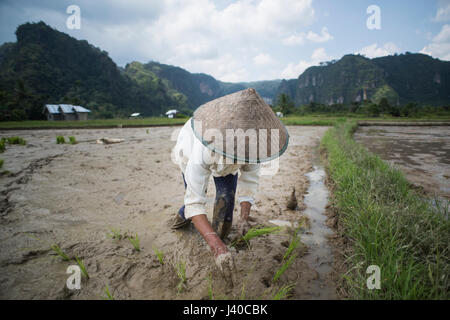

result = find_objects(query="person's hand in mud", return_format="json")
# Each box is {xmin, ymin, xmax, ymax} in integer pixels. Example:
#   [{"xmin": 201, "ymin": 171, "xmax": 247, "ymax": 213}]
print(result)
[{"xmin": 191, "ymin": 214, "xmax": 237, "ymax": 286}]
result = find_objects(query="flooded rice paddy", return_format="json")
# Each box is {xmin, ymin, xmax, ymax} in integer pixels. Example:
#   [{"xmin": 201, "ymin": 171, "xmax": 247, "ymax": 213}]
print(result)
[{"xmin": 354, "ymin": 126, "xmax": 450, "ymax": 199}]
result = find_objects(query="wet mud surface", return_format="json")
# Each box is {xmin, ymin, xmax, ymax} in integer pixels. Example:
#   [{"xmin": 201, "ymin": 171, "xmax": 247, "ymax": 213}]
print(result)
[
  {"xmin": 355, "ymin": 126, "xmax": 450, "ymax": 199},
  {"xmin": 0, "ymin": 126, "xmax": 335, "ymax": 299}
]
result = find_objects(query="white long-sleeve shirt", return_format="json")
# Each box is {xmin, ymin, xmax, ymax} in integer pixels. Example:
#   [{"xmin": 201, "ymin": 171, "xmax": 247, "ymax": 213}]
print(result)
[{"xmin": 172, "ymin": 118, "xmax": 260, "ymax": 219}]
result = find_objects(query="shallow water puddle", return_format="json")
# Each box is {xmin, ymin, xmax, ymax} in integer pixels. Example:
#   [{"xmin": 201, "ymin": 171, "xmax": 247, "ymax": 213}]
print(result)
[{"xmin": 300, "ymin": 164, "xmax": 336, "ymax": 299}]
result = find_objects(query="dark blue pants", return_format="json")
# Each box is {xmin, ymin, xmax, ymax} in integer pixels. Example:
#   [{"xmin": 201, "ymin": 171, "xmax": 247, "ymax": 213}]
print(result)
[{"xmin": 178, "ymin": 173, "xmax": 238, "ymax": 224}]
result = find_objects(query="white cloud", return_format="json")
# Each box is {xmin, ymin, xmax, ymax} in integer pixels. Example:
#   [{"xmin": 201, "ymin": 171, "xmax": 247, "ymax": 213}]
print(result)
[
  {"xmin": 0, "ymin": 0, "xmax": 317, "ymax": 82},
  {"xmin": 282, "ymin": 26, "xmax": 333, "ymax": 46},
  {"xmin": 434, "ymin": 1, "xmax": 450, "ymax": 22},
  {"xmin": 357, "ymin": 42, "xmax": 400, "ymax": 58},
  {"xmin": 253, "ymin": 53, "xmax": 274, "ymax": 66},
  {"xmin": 306, "ymin": 27, "xmax": 333, "ymax": 43},
  {"xmin": 280, "ymin": 48, "xmax": 331, "ymax": 79},
  {"xmin": 420, "ymin": 24, "xmax": 450, "ymax": 60}
]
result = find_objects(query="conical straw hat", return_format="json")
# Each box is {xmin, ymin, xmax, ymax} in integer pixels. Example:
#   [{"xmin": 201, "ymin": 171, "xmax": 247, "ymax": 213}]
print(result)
[{"xmin": 191, "ymin": 88, "xmax": 289, "ymax": 163}]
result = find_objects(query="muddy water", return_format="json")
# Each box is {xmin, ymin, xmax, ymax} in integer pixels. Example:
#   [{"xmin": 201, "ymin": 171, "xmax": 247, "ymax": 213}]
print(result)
[
  {"xmin": 355, "ymin": 126, "xmax": 450, "ymax": 199},
  {"xmin": 300, "ymin": 161, "xmax": 336, "ymax": 299}
]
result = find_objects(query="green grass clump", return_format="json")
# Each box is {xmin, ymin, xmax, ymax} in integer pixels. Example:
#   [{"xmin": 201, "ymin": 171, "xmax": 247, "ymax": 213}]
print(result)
[
  {"xmin": 128, "ymin": 233, "xmax": 141, "ymax": 252},
  {"xmin": 175, "ymin": 260, "xmax": 187, "ymax": 293},
  {"xmin": 232, "ymin": 226, "xmax": 281, "ymax": 247},
  {"xmin": 321, "ymin": 120, "xmax": 449, "ymax": 299},
  {"xmin": 153, "ymin": 247, "xmax": 165, "ymax": 265},
  {"xmin": 68, "ymin": 136, "xmax": 77, "ymax": 144},
  {"xmin": 0, "ymin": 159, "xmax": 3, "ymax": 169},
  {"xmin": 6, "ymin": 136, "xmax": 26, "ymax": 145},
  {"xmin": 0, "ymin": 140, "xmax": 5, "ymax": 153},
  {"xmin": 103, "ymin": 285, "xmax": 115, "ymax": 300},
  {"xmin": 272, "ymin": 284, "xmax": 295, "ymax": 300},
  {"xmin": 75, "ymin": 256, "xmax": 89, "ymax": 279},
  {"xmin": 56, "ymin": 136, "xmax": 65, "ymax": 144},
  {"xmin": 50, "ymin": 244, "xmax": 70, "ymax": 261},
  {"xmin": 106, "ymin": 228, "xmax": 123, "ymax": 240}
]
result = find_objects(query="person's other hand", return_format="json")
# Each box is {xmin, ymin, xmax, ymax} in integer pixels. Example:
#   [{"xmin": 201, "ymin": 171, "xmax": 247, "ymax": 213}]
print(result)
[{"xmin": 236, "ymin": 218, "xmax": 250, "ymax": 237}]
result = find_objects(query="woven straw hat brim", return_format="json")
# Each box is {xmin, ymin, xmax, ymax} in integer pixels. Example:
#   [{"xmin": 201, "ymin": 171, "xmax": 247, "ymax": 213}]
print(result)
[{"xmin": 192, "ymin": 88, "xmax": 289, "ymax": 163}]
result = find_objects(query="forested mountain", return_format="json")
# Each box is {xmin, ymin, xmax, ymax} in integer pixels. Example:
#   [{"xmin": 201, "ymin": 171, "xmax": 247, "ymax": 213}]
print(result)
[
  {"xmin": 286, "ymin": 53, "xmax": 450, "ymax": 107},
  {"xmin": 0, "ymin": 22, "xmax": 187, "ymax": 120},
  {"xmin": 0, "ymin": 21, "xmax": 449, "ymax": 121}
]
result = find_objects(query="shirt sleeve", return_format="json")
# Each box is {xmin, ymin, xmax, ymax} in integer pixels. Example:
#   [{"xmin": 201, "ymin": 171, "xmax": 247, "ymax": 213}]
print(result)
[
  {"xmin": 238, "ymin": 164, "xmax": 260, "ymax": 204},
  {"xmin": 183, "ymin": 149, "xmax": 211, "ymax": 219}
]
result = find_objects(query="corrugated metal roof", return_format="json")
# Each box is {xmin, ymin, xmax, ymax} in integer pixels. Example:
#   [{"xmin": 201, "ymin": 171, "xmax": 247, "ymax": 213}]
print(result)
[
  {"xmin": 59, "ymin": 104, "xmax": 75, "ymax": 113},
  {"xmin": 45, "ymin": 104, "xmax": 60, "ymax": 114},
  {"xmin": 45, "ymin": 104, "xmax": 91, "ymax": 114},
  {"xmin": 72, "ymin": 105, "xmax": 91, "ymax": 113}
]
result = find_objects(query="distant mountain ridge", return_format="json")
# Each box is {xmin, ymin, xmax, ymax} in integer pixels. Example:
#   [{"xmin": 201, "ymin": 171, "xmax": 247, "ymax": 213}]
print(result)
[
  {"xmin": 284, "ymin": 53, "xmax": 450, "ymax": 107},
  {"xmin": 0, "ymin": 21, "xmax": 449, "ymax": 121}
]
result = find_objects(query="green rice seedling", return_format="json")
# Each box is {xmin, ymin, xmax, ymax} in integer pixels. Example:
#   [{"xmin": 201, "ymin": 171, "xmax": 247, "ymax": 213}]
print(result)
[
  {"xmin": 175, "ymin": 260, "xmax": 187, "ymax": 293},
  {"xmin": 106, "ymin": 228, "xmax": 123, "ymax": 240},
  {"xmin": 153, "ymin": 247, "xmax": 165, "ymax": 265},
  {"xmin": 146, "ymin": 129, "xmax": 149, "ymax": 134},
  {"xmin": 75, "ymin": 256, "xmax": 89, "ymax": 279},
  {"xmin": 50, "ymin": 244, "xmax": 70, "ymax": 261},
  {"xmin": 0, "ymin": 159, "xmax": 3, "ymax": 169},
  {"xmin": 283, "ymin": 229, "xmax": 301, "ymax": 261},
  {"xmin": 56, "ymin": 136, "xmax": 65, "ymax": 144},
  {"xmin": 6, "ymin": 136, "xmax": 26, "ymax": 145},
  {"xmin": 128, "ymin": 233, "xmax": 141, "ymax": 252},
  {"xmin": 232, "ymin": 226, "xmax": 281, "ymax": 247},
  {"xmin": 273, "ymin": 252, "xmax": 298, "ymax": 283},
  {"xmin": 103, "ymin": 284, "xmax": 114, "ymax": 300},
  {"xmin": 68, "ymin": 136, "xmax": 77, "ymax": 144},
  {"xmin": 272, "ymin": 284, "xmax": 295, "ymax": 300},
  {"xmin": 207, "ymin": 273, "xmax": 214, "ymax": 300}
]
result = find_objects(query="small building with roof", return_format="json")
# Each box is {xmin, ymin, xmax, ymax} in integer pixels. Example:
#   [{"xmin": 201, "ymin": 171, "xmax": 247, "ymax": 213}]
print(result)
[
  {"xmin": 43, "ymin": 104, "xmax": 91, "ymax": 121},
  {"xmin": 165, "ymin": 109, "xmax": 179, "ymax": 119}
]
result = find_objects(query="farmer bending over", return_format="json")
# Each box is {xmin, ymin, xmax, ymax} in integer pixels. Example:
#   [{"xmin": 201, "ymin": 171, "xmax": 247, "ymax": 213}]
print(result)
[{"xmin": 171, "ymin": 88, "xmax": 289, "ymax": 281}]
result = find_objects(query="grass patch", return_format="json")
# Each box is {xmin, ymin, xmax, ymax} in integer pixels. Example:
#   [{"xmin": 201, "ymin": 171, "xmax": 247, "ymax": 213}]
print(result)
[
  {"xmin": 68, "ymin": 136, "xmax": 77, "ymax": 144},
  {"xmin": 56, "ymin": 136, "xmax": 65, "ymax": 144},
  {"xmin": 175, "ymin": 260, "xmax": 187, "ymax": 293},
  {"xmin": 50, "ymin": 244, "xmax": 70, "ymax": 261},
  {"xmin": 153, "ymin": 247, "xmax": 165, "ymax": 265},
  {"xmin": 321, "ymin": 120, "xmax": 449, "ymax": 299},
  {"xmin": 102, "ymin": 285, "xmax": 115, "ymax": 300},
  {"xmin": 3, "ymin": 136, "xmax": 26, "ymax": 145},
  {"xmin": 0, "ymin": 159, "xmax": 3, "ymax": 169},
  {"xmin": 106, "ymin": 228, "xmax": 124, "ymax": 240},
  {"xmin": 128, "ymin": 233, "xmax": 141, "ymax": 252},
  {"xmin": 74, "ymin": 256, "xmax": 89, "ymax": 279},
  {"xmin": 271, "ymin": 284, "xmax": 295, "ymax": 300}
]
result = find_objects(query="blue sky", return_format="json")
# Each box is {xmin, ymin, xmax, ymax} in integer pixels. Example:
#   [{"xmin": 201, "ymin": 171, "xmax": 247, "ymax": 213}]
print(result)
[{"xmin": 0, "ymin": 0, "xmax": 449, "ymax": 82}]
